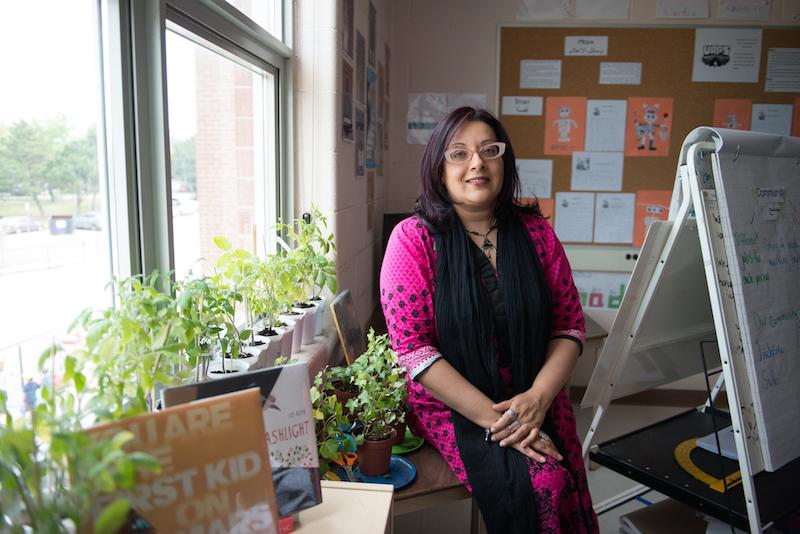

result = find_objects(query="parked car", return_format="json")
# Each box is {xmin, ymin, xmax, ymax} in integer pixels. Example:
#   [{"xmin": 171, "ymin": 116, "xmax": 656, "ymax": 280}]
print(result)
[
  {"xmin": 0, "ymin": 216, "xmax": 42, "ymax": 234},
  {"xmin": 73, "ymin": 212, "xmax": 102, "ymax": 231}
]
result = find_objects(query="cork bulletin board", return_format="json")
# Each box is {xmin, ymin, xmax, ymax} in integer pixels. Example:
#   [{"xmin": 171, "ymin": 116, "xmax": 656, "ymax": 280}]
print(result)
[{"xmin": 498, "ymin": 26, "xmax": 800, "ymax": 247}]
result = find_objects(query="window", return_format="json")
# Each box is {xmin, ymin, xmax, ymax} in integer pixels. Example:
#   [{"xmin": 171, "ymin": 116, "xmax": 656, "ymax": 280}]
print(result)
[
  {"xmin": 221, "ymin": 0, "xmax": 284, "ymax": 42},
  {"xmin": 0, "ymin": 0, "xmax": 111, "ymax": 414},
  {"xmin": 166, "ymin": 26, "xmax": 279, "ymax": 278}
]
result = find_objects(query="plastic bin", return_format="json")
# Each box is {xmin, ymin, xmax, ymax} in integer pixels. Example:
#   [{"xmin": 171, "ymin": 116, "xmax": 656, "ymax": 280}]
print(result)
[{"xmin": 49, "ymin": 215, "xmax": 74, "ymax": 235}]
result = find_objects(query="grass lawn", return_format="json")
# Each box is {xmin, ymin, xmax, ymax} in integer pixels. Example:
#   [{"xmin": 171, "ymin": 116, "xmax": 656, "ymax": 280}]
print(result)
[{"xmin": 0, "ymin": 195, "xmax": 100, "ymax": 221}]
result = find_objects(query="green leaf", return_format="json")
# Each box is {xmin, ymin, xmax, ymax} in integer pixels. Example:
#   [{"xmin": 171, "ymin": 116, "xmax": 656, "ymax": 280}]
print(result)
[
  {"xmin": 94, "ymin": 498, "xmax": 131, "ymax": 534},
  {"xmin": 213, "ymin": 236, "xmax": 232, "ymax": 250}
]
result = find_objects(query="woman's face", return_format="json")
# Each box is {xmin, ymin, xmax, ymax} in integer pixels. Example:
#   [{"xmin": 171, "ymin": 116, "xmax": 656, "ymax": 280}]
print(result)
[{"xmin": 442, "ymin": 120, "xmax": 504, "ymax": 213}]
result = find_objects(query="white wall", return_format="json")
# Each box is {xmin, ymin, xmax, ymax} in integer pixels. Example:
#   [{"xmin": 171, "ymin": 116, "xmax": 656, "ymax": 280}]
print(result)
[{"xmin": 294, "ymin": 0, "xmax": 392, "ymax": 329}]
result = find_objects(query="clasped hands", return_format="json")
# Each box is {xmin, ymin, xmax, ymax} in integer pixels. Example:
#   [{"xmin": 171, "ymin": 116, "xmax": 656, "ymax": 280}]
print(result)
[{"xmin": 488, "ymin": 389, "xmax": 563, "ymax": 463}]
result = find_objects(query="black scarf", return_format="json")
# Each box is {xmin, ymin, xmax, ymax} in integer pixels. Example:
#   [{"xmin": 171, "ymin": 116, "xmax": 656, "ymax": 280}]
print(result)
[{"xmin": 430, "ymin": 209, "xmax": 554, "ymax": 534}]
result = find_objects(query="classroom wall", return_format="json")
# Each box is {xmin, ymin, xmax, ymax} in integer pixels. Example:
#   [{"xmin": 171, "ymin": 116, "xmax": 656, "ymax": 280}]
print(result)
[
  {"xmin": 294, "ymin": 0, "xmax": 392, "ymax": 328},
  {"xmin": 385, "ymin": 0, "xmax": 797, "ymax": 214}
]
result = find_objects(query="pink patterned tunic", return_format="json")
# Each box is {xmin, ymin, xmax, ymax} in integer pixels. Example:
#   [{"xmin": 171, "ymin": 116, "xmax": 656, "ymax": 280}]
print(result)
[{"xmin": 380, "ymin": 213, "xmax": 598, "ymax": 533}]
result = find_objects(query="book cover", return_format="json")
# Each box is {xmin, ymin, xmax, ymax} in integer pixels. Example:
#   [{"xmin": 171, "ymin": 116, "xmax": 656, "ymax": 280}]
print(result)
[
  {"xmin": 163, "ymin": 362, "xmax": 321, "ymax": 517},
  {"xmin": 88, "ymin": 388, "xmax": 279, "ymax": 534}
]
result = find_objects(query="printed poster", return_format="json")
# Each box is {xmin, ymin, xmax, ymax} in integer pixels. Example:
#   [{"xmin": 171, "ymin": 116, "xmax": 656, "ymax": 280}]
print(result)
[
  {"xmin": 554, "ymin": 191, "xmax": 594, "ymax": 242},
  {"xmin": 713, "ymin": 99, "xmax": 752, "ymax": 130},
  {"xmin": 594, "ymin": 193, "xmax": 635, "ymax": 244},
  {"xmin": 765, "ymin": 48, "xmax": 800, "ymax": 93},
  {"xmin": 717, "ymin": 0, "xmax": 772, "ymax": 21},
  {"xmin": 520, "ymin": 60, "xmax": 562, "ymax": 89},
  {"xmin": 383, "ymin": 97, "xmax": 390, "ymax": 149},
  {"xmin": 544, "ymin": 96, "xmax": 586, "ymax": 155},
  {"xmin": 585, "ymin": 99, "xmax": 627, "ymax": 152},
  {"xmin": 625, "ymin": 97, "xmax": 673, "ymax": 157},
  {"xmin": 385, "ymin": 44, "xmax": 391, "ymax": 98},
  {"xmin": 516, "ymin": 159, "xmax": 553, "ymax": 198},
  {"xmin": 378, "ymin": 62, "xmax": 385, "ymax": 120},
  {"xmin": 575, "ymin": 0, "xmax": 630, "ymax": 19},
  {"xmin": 342, "ymin": 60, "xmax": 354, "ymax": 143},
  {"xmin": 342, "ymin": 0, "xmax": 354, "ymax": 59},
  {"xmin": 406, "ymin": 93, "xmax": 487, "ymax": 144},
  {"xmin": 572, "ymin": 271, "xmax": 630, "ymax": 310},
  {"xmin": 570, "ymin": 152, "xmax": 624, "ymax": 191},
  {"xmin": 656, "ymin": 0, "xmax": 709, "ymax": 18},
  {"xmin": 634, "ymin": 190, "xmax": 671, "ymax": 246},
  {"xmin": 355, "ymin": 32, "xmax": 366, "ymax": 104},
  {"xmin": 751, "ymin": 103, "xmax": 793, "ymax": 135},
  {"xmin": 692, "ymin": 28, "xmax": 763, "ymax": 83},
  {"xmin": 89, "ymin": 389, "xmax": 279, "ymax": 534},
  {"xmin": 516, "ymin": 0, "xmax": 570, "ymax": 20}
]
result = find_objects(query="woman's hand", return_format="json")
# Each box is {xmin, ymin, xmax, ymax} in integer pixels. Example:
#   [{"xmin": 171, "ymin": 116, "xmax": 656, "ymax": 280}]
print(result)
[
  {"xmin": 509, "ymin": 434, "xmax": 562, "ymax": 463},
  {"xmin": 489, "ymin": 389, "xmax": 560, "ymax": 460}
]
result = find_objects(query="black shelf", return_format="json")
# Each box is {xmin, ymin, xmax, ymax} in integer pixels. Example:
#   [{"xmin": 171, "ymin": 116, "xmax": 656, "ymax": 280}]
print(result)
[{"xmin": 590, "ymin": 408, "xmax": 800, "ymax": 531}]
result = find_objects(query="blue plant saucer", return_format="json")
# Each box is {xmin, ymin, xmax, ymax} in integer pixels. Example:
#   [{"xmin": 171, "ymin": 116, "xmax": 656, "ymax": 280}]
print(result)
[{"xmin": 334, "ymin": 455, "xmax": 417, "ymax": 490}]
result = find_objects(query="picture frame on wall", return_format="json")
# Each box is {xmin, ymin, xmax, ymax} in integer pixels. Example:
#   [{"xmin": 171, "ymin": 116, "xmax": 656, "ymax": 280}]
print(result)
[
  {"xmin": 368, "ymin": 1, "xmax": 376, "ymax": 68},
  {"xmin": 342, "ymin": 0, "xmax": 354, "ymax": 60},
  {"xmin": 356, "ymin": 105, "xmax": 365, "ymax": 177},
  {"xmin": 356, "ymin": 31, "xmax": 366, "ymax": 105},
  {"xmin": 342, "ymin": 59, "xmax": 354, "ymax": 142}
]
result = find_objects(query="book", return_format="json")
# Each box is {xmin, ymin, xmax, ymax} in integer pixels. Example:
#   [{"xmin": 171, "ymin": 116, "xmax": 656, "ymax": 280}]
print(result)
[
  {"xmin": 88, "ymin": 388, "xmax": 279, "ymax": 534},
  {"xmin": 163, "ymin": 362, "xmax": 322, "ymax": 517}
]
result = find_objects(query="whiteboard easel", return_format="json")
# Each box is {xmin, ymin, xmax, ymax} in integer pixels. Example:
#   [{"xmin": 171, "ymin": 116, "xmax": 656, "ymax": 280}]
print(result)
[{"xmin": 581, "ymin": 128, "xmax": 800, "ymax": 532}]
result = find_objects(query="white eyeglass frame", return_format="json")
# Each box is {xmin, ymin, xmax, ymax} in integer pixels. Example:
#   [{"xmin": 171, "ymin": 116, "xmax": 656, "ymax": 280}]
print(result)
[{"xmin": 444, "ymin": 141, "xmax": 507, "ymax": 164}]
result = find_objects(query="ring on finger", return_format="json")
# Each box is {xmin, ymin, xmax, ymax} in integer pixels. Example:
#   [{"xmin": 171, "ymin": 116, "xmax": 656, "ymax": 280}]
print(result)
[
  {"xmin": 537, "ymin": 431, "xmax": 551, "ymax": 442},
  {"xmin": 508, "ymin": 420, "xmax": 521, "ymax": 432},
  {"xmin": 504, "ymin": 408, "xmax": 518, "ymax": 421}
]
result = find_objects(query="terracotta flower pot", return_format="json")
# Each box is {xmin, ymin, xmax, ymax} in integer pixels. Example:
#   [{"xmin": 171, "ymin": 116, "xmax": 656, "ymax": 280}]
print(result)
[
  {"xmin": 333, "ymin": 381, "xmax": 357, "ymax": 416},
  {"xmin": 391, "ymin": 420, "xmax": 407, "ymax": 445},
  {"xmin": 357, "ymin": 429, "xmax": 396, "ymax": 476}
]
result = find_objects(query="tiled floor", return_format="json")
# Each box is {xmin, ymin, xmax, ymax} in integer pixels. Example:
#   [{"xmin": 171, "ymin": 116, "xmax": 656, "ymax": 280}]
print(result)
[{"xmin": 394, "ymin": 403, "xmax": 686, "ymax": 534}]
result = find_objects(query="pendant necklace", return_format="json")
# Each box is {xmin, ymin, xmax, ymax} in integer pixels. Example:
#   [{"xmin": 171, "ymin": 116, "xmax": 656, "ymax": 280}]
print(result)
[{"xmin": 465, "ymin": 218, "xmax": 498, "ymax": 259}]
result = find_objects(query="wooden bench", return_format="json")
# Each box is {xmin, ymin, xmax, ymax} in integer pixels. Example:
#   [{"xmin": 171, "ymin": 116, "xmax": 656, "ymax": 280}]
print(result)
[{"xmin": 394, "ymin": 443, "xmax": 485, "ymax": 534}]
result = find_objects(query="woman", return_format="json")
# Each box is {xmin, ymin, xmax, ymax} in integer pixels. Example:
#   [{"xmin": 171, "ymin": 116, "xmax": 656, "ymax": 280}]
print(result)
[{"xmin": 380, "ymin": 107, "xmax": 597, "ymax": 533}]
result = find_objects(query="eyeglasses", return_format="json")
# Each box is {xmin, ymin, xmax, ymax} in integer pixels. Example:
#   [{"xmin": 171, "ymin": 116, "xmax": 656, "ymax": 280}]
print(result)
[{"xmin": 444, "ymin": 142, "xmax": 506, "ymax": 164}]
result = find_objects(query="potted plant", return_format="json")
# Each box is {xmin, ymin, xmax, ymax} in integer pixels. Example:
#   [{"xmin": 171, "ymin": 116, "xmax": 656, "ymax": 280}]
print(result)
[
  {"xmin": 301, "ymin": 207, "xmax": 338, "ymax": 336},
  {"xmin": 348, "ymin": 329, "xmax": 407, "ymax": 476},
  {"xmin": 309, "ymin": 369, "xmax": 353, "ymax": 477},
  {"xmin": 176, "ymin": 275, "xmax": 227, "ymax": 381}
]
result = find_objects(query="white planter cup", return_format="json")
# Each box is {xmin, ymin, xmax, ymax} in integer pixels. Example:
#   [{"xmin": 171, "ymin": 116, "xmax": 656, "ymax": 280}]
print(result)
[
  {"xmin": 310, "ymin": 296, "xmax": 327, "ymax": 336},
  {"xmin": 254, "ymin": 333, "xmax": 283, "ymax": 369},
  {"xmin": 293, "ymin": 302, "xmax": 319, "ymax": 345},
  {"xmin": 241, "ymin": 340, "xmax": 268, "ymax": 369},
  {"xmin": 279, "ymin": 312, "xmax": 305, "ymax": 353},
  {"xmin": 207, "ymin": 358, "xmax": 249, "ymax": 378},
  {"xmin": 276, "ymin": 321, "xmax": 295, "ymax": 359}
]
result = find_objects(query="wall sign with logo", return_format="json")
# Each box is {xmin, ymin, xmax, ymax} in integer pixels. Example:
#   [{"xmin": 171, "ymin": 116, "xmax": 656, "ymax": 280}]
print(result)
[{"xmin": 692, "ymin": 27, "xmax": 763, "ymax": 83}]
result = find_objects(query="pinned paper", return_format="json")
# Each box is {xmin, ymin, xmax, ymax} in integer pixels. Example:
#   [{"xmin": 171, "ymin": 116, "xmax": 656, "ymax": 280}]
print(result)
[
  {"xmin": 765, "ymin": 48, "xmax": 800, "ymax": 93},
  {"xmin": 599, "ymin": 62, "xmax": 642, "ymax": 85},
  {"xmin": 594, "ymin": 193, "xmax": 635, "ymax": 244},
  {"xmin": 751, "ymin": 103, "xmax": 793, "ymax": 135},
  {"xmin": 713, "ymin": 99, "xmax": 752, "ymax": 130},
  {"xmin": 520, "ymin": 60, "xmax": 562, "ymax": 89},
  {"xmin": 634, "ymin": 190, "xmax": 671, "ymax": 246},
  {"xmin": 502, "ymin": 96, "xmax": 543, "ymax": 116},
  {"xmin": 516, "ymin": 159, "xmax": 553, "ymax": 198},
  {"xmin": 657, "ymin": 0, "xmax": 709, "ymax": 18},
  {"xmin": 717, "ymin": 0, "xmax": 772, "ymax": 21},
  {"xmin": 544, "ymin": 96, "xmax": 586, "ymax": 155},
  {"xmin": 585, "ymin": 99, "xmax": 627, "ymax": 152},
  {"xmin": 575, "ymin": 0, "xmax": 630, "ymax": 19},
  {"xmin": 692, "ymin": 28, "xmax": 762, "ymax": 83},
  {"xmin": 571, "ymin": 152, "xmax": 624, "ymax": 191},
  {"xmin": 516, "ymin": 0, "xmax": 570, "ymax": 20},
  {"xmin": 554, "ymin": 192, "xmax": 594, "ymax": 243},
  {"xmin": 406, "ymin": 93, "xmax": 487, "ymax": 144},
  {"xmin": 625, "ymin": 97, "xmax": 673, "ymax": 157},
  {"xmin": 565, "ymin": 36, "xmax": 608, "ymax": 56}
]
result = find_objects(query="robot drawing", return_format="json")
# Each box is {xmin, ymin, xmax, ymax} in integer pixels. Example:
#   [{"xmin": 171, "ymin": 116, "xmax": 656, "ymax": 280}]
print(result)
[
  {"xmin": 553, "ymin": 106, "xmax": 578, "ymax": 143},
  {"xmin": 633, "ymin": 103, "xmax": 670, "ymax": 151}
]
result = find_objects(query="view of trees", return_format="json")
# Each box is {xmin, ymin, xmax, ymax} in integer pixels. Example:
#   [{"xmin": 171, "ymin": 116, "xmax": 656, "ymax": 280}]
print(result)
[
  {"xmin": 0, "ymin": 118, "xmax": 98, "ymax": 216},
  {"xmin": 0, "ymin": 118, "xmax": 197, "ymax": 216}
]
